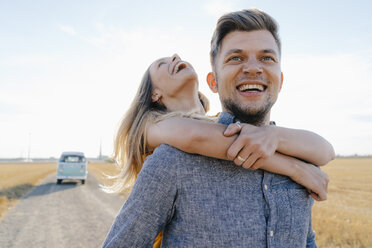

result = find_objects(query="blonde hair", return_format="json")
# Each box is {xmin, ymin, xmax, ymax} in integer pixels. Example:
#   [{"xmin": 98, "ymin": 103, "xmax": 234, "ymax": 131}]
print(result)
[{"xmin": 104, "ymin": 65, "xmax": 212, "ymax": 193}]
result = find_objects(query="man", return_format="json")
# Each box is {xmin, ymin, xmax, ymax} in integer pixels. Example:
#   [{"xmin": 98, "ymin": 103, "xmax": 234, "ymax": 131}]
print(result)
[{"xmin": 103, "ymin": 9, "xmax": 329, "ymax": 247}]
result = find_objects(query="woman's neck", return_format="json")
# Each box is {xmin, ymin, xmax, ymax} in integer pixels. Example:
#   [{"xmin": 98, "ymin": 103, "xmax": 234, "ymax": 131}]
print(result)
[{"xmin": 165, "ymin": 94, "xmax": 205, "ymax": 115}]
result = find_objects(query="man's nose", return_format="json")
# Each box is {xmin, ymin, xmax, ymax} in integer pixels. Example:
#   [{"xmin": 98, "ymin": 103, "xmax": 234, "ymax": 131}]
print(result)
[
  {"xmin": 171, "ymin": 54, "xmax": 181, "ymax": 62},
  {"xmin": 242, "ymin": 59, "xmax": 263, "ymax": 75}
]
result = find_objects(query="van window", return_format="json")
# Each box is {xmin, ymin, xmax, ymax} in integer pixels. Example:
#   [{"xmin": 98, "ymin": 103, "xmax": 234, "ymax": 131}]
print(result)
[{"xmin": 60, "ymin": 156, "xmax": 86, "ymax": 163}]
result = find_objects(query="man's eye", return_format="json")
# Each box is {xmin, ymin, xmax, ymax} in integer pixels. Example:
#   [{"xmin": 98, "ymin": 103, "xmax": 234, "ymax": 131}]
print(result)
[
  {"xmin": 229, "ymin": 56, "xmax": 243, "ymax": 62},
  {"xmin": 262, "ymin": 56, "xmax": 275, "ymax": 62}
]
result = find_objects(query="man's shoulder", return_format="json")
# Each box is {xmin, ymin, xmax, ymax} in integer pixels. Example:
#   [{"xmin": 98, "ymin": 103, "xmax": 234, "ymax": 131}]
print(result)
[
  {"xmin": 149, "ymin": 144, "xmax": 190, "ymax": 161},
  {"xmin": 142, "ymin": 145, "xmax": 193, "ymax": 172}
]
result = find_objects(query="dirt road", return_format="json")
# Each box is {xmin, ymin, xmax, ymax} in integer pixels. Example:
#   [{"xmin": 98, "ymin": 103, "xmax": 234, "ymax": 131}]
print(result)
[{"xmin": 0, "ymin": 173, "xmax": 125, "ymax": 248}]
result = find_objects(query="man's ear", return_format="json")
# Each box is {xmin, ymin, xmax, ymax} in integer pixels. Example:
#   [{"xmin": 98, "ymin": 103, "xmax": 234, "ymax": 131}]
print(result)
[
  {"xmin": 279, "ymin": 72, "xmax": 284, "ymax": 91},
  {"xmin": 206, "ymin": 72, "xmax": 218, "ymax": 93},
  {"xmin": 151, "ymin": 89, "xmax": 162, "ymax": 102}
]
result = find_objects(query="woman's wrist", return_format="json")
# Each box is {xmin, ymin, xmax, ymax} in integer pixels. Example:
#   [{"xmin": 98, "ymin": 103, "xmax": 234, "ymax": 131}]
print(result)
[{"xmin": 288, "ymin": 157, "xmax": 304, "ymax": 180}]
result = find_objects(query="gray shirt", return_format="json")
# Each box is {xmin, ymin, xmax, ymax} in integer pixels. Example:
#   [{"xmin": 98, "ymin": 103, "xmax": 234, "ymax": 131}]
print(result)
[{"xmin": 103, "ymin": 112, "xmax": 317, "ymax": 248}]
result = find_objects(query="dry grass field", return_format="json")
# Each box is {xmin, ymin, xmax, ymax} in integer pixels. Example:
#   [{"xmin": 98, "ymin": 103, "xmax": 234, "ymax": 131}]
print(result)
[
  {"xmin": 0, "ymin": 162, "xmax": 56, "ymax": 219},
  {"xmin": 312, "ymin": 158, "xmax": 372, "ymax": 248},
  {"xmin": 88, "ymin": 162, "xmax": 120, "ymax": 187},
  {"xmin": 1, "ymin": 158, "xmax": 371, "ymax": 247},
  {"xmin": 88, "ymin": 162, "xmax": 131, "ymax": 199}
]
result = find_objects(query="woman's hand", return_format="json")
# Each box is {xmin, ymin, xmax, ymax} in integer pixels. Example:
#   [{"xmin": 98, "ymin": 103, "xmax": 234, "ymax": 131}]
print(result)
[
  {"xmin": 224, "ymin": 122, "xmax": 278, "ymax": 169},
  {"xmin": 290, "ymin": 161, "xmax": 329, "ymax": 201}
]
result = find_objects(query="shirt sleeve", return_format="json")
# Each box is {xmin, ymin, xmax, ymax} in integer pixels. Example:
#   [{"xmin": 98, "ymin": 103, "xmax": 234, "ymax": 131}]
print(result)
[{"xmin": 102, "ymin": 148, "xmax": 178, "ymax": 248}]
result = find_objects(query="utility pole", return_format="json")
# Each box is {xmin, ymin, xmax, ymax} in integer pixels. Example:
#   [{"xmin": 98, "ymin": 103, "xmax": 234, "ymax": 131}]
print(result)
[
  {"xmin": 27, "ymin": 132, "xmax": 31, "ymax": 162},
  {"xmin": 99, "ymin": 138, "xmax": 102, "ymax": 160}
]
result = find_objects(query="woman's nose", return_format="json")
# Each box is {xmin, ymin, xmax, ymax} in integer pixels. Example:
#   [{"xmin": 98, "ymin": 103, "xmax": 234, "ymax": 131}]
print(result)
[{"xmin": 171, "ymin": 54, "xmax": 181, "ymax": 62}]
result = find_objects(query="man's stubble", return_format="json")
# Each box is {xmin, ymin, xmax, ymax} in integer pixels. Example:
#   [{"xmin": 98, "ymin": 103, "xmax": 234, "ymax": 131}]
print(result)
[
  {"xmin": 216, "ymin": 73, "xmax": 275, "ymax": 126},
  {"xmin": 222, "ymin": 97, "xmax": 273, "ymax": 126}
]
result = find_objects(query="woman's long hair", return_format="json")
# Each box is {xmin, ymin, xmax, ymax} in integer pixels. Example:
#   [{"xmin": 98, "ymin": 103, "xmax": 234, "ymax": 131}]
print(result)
[{"xmin": 104, "ymin": 66, "xmax": 211, "ymax": 193}]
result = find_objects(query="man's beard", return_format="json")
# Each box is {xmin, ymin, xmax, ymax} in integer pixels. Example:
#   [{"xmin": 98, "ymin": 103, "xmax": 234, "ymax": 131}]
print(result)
[{"xmin": 222, "ymin": 98, "xmax": 273, "ymax": 126}]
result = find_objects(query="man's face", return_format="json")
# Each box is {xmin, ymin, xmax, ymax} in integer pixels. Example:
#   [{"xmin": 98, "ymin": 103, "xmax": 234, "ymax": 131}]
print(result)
[{"xmin": 209, "ymin": 30, "xmax": 283, "ymax": 125}]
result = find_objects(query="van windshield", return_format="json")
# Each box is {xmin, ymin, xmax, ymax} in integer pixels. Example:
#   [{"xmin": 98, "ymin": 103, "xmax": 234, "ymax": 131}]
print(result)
[{"xmin": 60, "ymin": 156, "xmax": 85, "ymax": 163}]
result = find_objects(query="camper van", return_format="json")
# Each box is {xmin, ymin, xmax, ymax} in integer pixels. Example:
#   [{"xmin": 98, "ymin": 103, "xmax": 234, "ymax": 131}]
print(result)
[{"xmin": 57, "ymin": 152, "xmax": 87, "ymax": 184}]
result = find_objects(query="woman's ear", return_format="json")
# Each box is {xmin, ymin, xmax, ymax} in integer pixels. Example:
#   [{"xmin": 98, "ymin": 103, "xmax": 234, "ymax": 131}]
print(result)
[
  {"xmin": 151, "ymin": 89, "xmax": 162, "ymax": 102},
  {"xmin": 206, "ymin": 72, "xmax": 218, "ymax": 93}
]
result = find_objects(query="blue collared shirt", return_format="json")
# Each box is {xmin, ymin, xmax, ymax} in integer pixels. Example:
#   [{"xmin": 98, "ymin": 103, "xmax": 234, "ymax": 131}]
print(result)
[{"xmin": 103, "ymin": 112, "xmax": 317, "ymax": 248}]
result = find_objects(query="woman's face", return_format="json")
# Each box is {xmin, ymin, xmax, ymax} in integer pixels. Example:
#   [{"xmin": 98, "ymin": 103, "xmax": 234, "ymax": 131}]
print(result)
[{"xmin": 149, "ymin": 54, "xmax": 198, "ymax": 102}]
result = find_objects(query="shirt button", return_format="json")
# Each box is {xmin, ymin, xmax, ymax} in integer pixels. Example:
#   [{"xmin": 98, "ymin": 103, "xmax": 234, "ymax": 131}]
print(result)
[
  {"xmin": 270, "ymin": 230, "xmax": 274, "ymax": 237},
  {"xmin": 264, "ymin": 184, "xmax": 268, "ymax": 190}
]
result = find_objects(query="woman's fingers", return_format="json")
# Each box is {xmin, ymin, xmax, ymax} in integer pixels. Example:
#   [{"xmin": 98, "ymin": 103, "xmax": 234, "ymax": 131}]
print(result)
[
  {"xmin": 227, "ymin": 137, "xmax": 245, "ymax": 160},
  {"xmin": 224, "ymin": 122, "xmax": 242, "ymax": 137},
  {"xmin": 233, "ymin": 145, "xmax": 264, "ymax": 169},
  {"xmin": 241, "ymin": 152, "xmax": 261, "ymax": 169},
  {"xmin": 233, "ymin": 144, "xmax": 252, "ymax": 166},
  {"xmin": 308, "ymin": 191, "xmax": 321, "ymax": 201},
  {"xmin": 234, "ymin": 155, "xmax": 246, "ymax": 166}
]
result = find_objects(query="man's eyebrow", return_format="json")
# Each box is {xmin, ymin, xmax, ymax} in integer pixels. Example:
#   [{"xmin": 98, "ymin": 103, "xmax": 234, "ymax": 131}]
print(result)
[
  {"xmin": 223, "ymin": 49, "xmax": 243, "ymax": 57},
  {"xmin": 224, "ymin": 49, "xmax": 278, "ymax": 55},
  {"xmin": 261, "ymin": 49, "xmax": 278, "ymax": 56}
]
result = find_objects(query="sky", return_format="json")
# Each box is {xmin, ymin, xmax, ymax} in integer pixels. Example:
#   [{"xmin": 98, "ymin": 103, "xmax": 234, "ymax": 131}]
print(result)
[{"xmin": 1, "ymin": 0, "xmax": 371, "ymax": 158}]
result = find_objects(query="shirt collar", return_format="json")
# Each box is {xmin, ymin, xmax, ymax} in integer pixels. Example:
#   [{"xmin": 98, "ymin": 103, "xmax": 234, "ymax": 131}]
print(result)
[
  {"xmin": 217, "ymin": 112, "xmax": 235, "ymax": 125},
  {"xmin": 217, "ymin": 111, "xmax": 276, "ymax": 126}
]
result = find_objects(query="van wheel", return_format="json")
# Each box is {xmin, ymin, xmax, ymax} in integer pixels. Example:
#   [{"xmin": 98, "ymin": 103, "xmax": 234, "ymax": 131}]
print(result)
[
  {"xmin": 81, "ymin": 180, "xmax": 85, "ymax": 184},
  {"xmin": 57, "ymin": 179, "xmax": 62, "ymax": 184}
]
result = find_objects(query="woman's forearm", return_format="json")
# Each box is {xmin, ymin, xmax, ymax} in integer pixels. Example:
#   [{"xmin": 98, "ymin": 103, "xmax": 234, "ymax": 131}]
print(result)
[
  {"xmin": 274, "ymin": 126, "xmax": 335, "ymax": 166},
  {"xmin": 146, "ymin": 117, "xmax": 236, "ymax": 157},
  {"xmin": 256, "ymin": 152, "xmax": 329, "ymax": 200}
]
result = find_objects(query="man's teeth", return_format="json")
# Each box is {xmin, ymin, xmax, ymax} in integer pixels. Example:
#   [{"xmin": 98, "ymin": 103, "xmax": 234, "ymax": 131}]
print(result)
[{"xmin": 238, "ymin": 84, "xmax": 265, "ymax": 92}]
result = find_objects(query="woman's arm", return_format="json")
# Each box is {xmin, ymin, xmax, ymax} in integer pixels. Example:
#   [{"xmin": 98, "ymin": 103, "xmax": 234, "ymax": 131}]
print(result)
[
  {"xmin": 147, "ymin": 117, "xmax": 234, "ymax": 158},
  {"xmin": 224, "ymin": 123, "xmax": 335, "ymax": 167},
  {"xmin": 147, "ymin": 117, "xmax": 329, "ymax": 200},
  {"xmin": 275, "ymin": 126, "xmax": 335, "ymax": 165},
  {"xmin": 148, "ymin": 117, "xmax": 335, "ymax": 166},
  {"xmin": 255, "ymin": 152, "xmax": 329, "ymax": 201}
]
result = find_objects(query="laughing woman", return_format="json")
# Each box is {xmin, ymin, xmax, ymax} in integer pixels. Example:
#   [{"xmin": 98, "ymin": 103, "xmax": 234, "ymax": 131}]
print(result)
[{"xmin": 106, "ymin": 54, "xmax": 334, "ymax": 247}]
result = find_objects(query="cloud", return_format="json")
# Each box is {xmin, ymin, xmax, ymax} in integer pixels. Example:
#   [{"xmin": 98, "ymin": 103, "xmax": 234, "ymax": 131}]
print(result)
[
  {"xmin": 352, "ymin": 114, "xmax": 372, "ymax": 122},
  {"xmin": 59, "ymin": 24, "xmax": 76, "ymax": 35},
  {"xmin": 203, "ymin": 0, "xmax": 235, "ymax": 17},
  {"xmin": 0, "ymin": 101, "xmax": 24, "ymax": 117},
  {"xmin": 271, "ymin": 52, "xmax": 372, "ymax": 155},
  {"xmin": 280, "ymin": 52, "xmax": 372, "ymax": 110},
  {"xmin": 0, "ymin": 55, "xmax": 54, "ymax": 67}
]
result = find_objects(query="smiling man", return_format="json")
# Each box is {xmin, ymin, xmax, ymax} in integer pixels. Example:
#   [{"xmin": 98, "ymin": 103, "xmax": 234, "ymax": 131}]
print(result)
[{"xmin": 205, "ymin": 9, "xmax": 318, "ymax": 247}]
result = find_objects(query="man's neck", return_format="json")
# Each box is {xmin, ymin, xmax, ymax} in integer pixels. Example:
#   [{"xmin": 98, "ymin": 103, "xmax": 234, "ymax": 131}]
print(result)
[{"xmin": 223, "ymin": 109, "xmax": 271, "ymax": 126}]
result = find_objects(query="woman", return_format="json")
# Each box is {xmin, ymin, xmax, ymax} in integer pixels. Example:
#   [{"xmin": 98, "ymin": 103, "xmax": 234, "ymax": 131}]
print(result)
[{"xmin": 107, "ymin": 54, "xmax": 334, "ymax": 246}]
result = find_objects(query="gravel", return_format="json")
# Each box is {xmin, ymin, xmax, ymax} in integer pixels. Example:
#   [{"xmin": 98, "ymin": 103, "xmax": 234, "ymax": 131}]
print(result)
[{"xmin": 0, "ymin": 173, "xmax": 125, "ymax": 248}]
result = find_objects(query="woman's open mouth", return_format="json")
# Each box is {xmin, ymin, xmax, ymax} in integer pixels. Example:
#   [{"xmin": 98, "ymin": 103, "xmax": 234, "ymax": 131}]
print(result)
[{"xmin": 172, "ymin": 61, "xmax": 188, "ymax": 74}]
